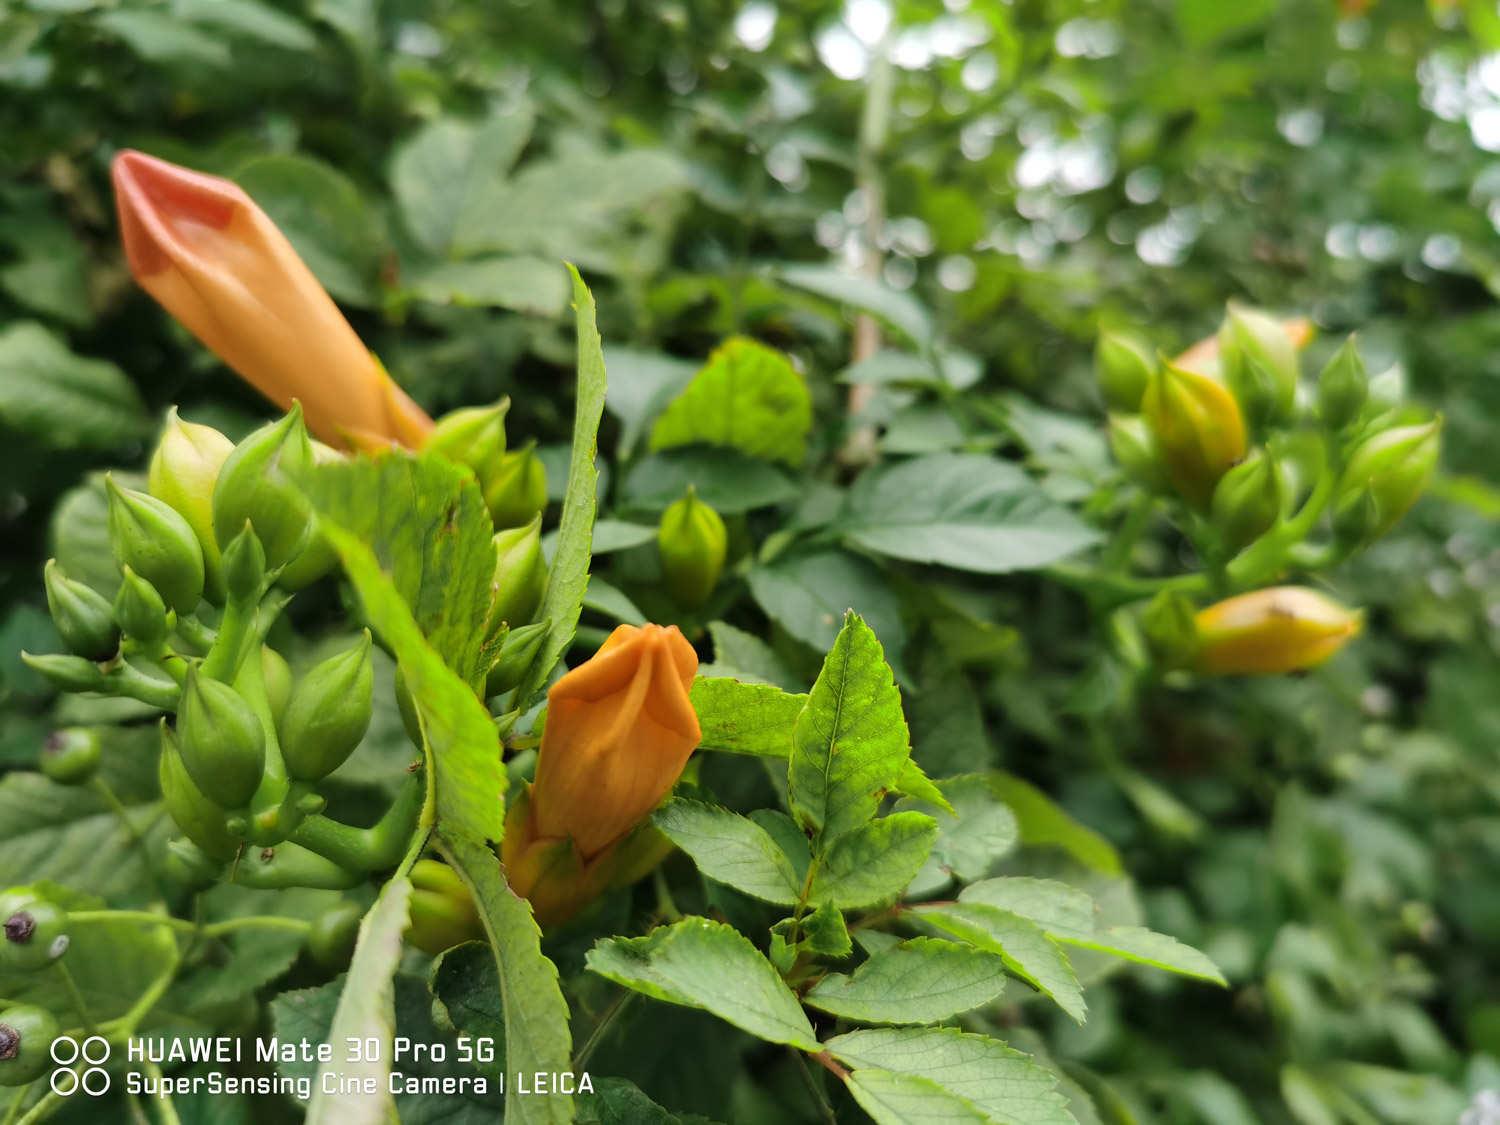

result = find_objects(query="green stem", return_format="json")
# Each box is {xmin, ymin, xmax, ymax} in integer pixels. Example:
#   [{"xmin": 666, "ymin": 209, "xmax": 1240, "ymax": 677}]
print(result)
[
  {"xmin": 142, "ymin": 1062, "xmax": 181, "ymax": 1125},
  {"xmin": 1102, "ymin": 493, "xmax": 1158, "ymax": 572},
  {"xmin": 573, "ymin": 990, "xmax": 635, "ymax": 1071},
  {"xmin": 791, "ymin": 1049, "xmax": 839, "ymax": 1125},
  {"xmin": 291, "ymin": 772, "xmax": 423, "ymax": 873},
  {"xmin": 106, "ymin": 661, "xmax": 181, "ymax": 709},
  {"xmin": 1225, "ymin": 438, "xmax": 1337, "ymax": 589},
  {"xmin": 53, "ymin": 961, "xmax": 96, "ymax": 1036},
  {"xmin": 68, "ymin": 910, "xmax": 310, "ymax": 938}
]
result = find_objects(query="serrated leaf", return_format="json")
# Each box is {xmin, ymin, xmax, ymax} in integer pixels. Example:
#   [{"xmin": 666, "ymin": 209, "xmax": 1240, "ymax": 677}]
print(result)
[
  {"xmin": 903, "ymin": 776, "xmax": 1020, "ymax": 898},
  {"xmin": 960, "ymin": 878, "xmax": 1098, "ymax": 939},
  {"xmin": 846, "ymin": 1068, "xmax": 993, "ymax": 1124},
  {"xmin": 439, "ymin": 832, "xmax": 573, "ymax": 1124},
  {"xmin": 621, "ymin": 448, "xmax": 798, "ymax": 514},
  {"xmin": 812, "ymin": 812, "xmax": 938, "ymax": 908},
  {"xmin": 649, "ymin": 337, "xmax": 811, "ymax": 467},
  {"xmin": 747, "ymin": 551, "xmax": 906, "ymax": 665},
  {"xmin": 653, "ymin": 799, "xmax": 802, "ymax": 905},
  {"xmin": 689, "ymin": 677, "xmax": 807, "ymax": 758},
  {"xmin": 801, "ymin": 900, "xmax": 853, "ymax": 958},
  {"xmin": 990, "ymin": 773, "xmax": 1122, "ymax": 876},
  {"xmin": 1057, "ymin": 926, "xmax": 1227, "ymax": 985},
  {"xmin": 805, "ymin": 939, "xmax": 1007, "ymax": 1025},
  {"xmin": 429, "ymin": 942, "xmax": 505, "ymax": 1079},
  {"xmin": 789, "ymin": 612, "xmax": 911, "ymax": 845},
  {"xmin": 840, "ymin": 454, "xmax": 1100, "ymax": 574},
  {"xmin": 893, "ymin": 759, "xmax": 952, "ymax": 812},
  {"xmin": 0, "ymin": 322, "xmax": 147, "ymax": 450},
  {"xmin": 827, "ymin": 1027, "xmax": 1076, "ymax": 1125},
  {"xmin": 586, "ymin": 917, "xmax": 818, "ymax": 1050},
  {"xmin": 577, "ymin": 1077, "xmax": 715, "ymax": 1125}
]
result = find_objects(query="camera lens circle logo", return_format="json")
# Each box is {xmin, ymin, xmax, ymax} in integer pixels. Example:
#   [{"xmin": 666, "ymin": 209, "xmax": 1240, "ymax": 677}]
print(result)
[{"xmin": 49, "ymin": 1035, "xmax": 111, "ymax": 1096}]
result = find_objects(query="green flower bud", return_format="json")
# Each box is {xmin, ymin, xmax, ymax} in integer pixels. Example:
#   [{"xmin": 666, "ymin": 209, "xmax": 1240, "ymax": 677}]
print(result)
[
  {"xmin": 394, "ymin": 666, "xmax": 422, "ymax": 747},
  {"xmin": 1107, "ymin": 415, "xmax": 1169, "ymax": 492},
  {"xmin": 1095, "ymin": 329, "xmax": 1156, "ymax": 412},
  {"xmin": 177, "ymin": 667, "xmax": 266, "ymax": 809},
  {"xmin": 221, "ymin": 523, "xmax": 267, "ymax": 603},
  {"xmin": 0, "ymin": 1005, "xmax": 59, "ymax": 1086},
  {"xmin": 658, "ymin": 488, "xmax": 728, "ymax": 609},
  {"xmin": 39, "ymin": 728, "xmax": 101, "ymax": 786},
  {"xmin": 490, "ymin": 515, "xmax": 547, "ymax": 630},
  {"xmin": 20, "ymin": 653, "xmax": 107, "ymax": 693},
  {"xmin": 406, "ymin": 860, "xmax": 482, "ymax": 955},
  {"xmin": 277, "ymin": 438, "xmax": 343, "ymax": 591},
  {"xmin": 426, "ymin": 399, "xmax": 509, "ymax": 490},
  {"xmin": 305, "ymin": 900, "xmax": 364, "ymax": 970},
  {"xmin": 261, "ymin": 646, "xmax": 293, "ymax": 726},
  {"xmin": 486, "ymin": 620, "xmax": 549, "ymax": 697},
  {"xmin": 158, "ymin": 723, "xmax": 241, "ymax": 860},
  {"xmin": 43, "ymin": 560, "xmax": 118, "ymax": 660},
  {"xmin": 1210, "ymin": 450, "xmax": 1283, "ymax": 552},
  {"xmin": 149, "ymin": 409, "xmax": 235, "ymax": 597},
  {"xmin": 0, "ymin": 895, "xmax": 69, "ymax": 972},
  {"xmin": 484, "ymin": 441, "xmax": 547, "ymax": 530},
  {"xmin": 279, "ymin": 632, "xmax": 374, "ymax": 782},
  {"xmin": 1141, "ymin": 590, "xmax": 1198, "ymax": 671},
  {"xmin": 114, "ymin": 565, "xmax": 170, "ymax": 648},
  {"xmin": 162, "ymin": 838, "xmax": 223, "ymax": 892},
  {"xmin": 1218, "ymin": 303, "xmax": 1299, "ymax": 430},
  {"xmin": 212, "ymin": 407, "xmax": 318, "ymax": 572},
  {"xmin": 1143, "ymin": 361, "xmax": 1248, "ymax": 510},
  {"xmin": 106, "ymin": 475, "xmax": 205, "ymax": 614},
  {"xmin": 1334, "ymin": 419, "xmax": 1442, "ymax": 544},
  {"xmin": 1316, "ymin": 336, "xmax": 1368, "ymax": 430}
]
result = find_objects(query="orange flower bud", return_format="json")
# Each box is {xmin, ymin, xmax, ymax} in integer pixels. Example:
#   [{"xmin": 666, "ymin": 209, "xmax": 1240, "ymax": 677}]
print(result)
[
  {"xmin": 1193, "ymin": 587, "xmax": 1362, "ymax": 676},
  {"xmin": 111, "ymin": 150, "xmax": 432, "ymax": 450}
]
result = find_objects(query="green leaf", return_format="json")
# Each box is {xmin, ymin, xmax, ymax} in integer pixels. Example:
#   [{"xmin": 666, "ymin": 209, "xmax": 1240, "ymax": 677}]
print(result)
[
  {"xmin": 705, "ymin": 621, "xmax": 801, "ymax": 690},
  {"xmin": 0, "ymin": 322, "xmax": 147, "ymax": 450},
  {"xmin": 811, "ymin": 811, "xmax": 938, "ymax": 909},
  {"xmin": 305, "ymin": 872, "xmax": 411, "ymax": 1125},
  {"xmin": 407, "ymin": 256, "xmax": 569, "ymax": 317},
  {"xmin": 586, "ymin": 917, "xmax": 819, "ymax": 1050},
  {"xmin": 621, "ymin": 448, "xmax": 798, "ymax": 514},
  {"xmin": 577, "ymin": 1077, "xmax": 714, "ymax": 1125},
  {"xmin": 748, "ymin": 551, "xmax": 906, "ymax": 664},
  {"xmin": 51, "ymin": 475, "xmax": 124, "ymax": 596},
  {"xmin": 805, "ymin": 938, "xmax": 1007, "ymax": 1025},
  {"xmin": 602, "ymin": 348, "xmax": 697, "ymax": 458},
  {"xmin": 514, "ymin": 266, "xmax": 607, "ymax": 706},
  {"xmin": 789, "ymin": 612, "xmax": 911, "ymax": 845},
  {"xmin": 439, "ymin": 832, "xmax": 574, "ymax": 1124},
  {"xmin": 649, "ymin": 337, "xmax": 812, "ymax": 467},
  {"xmin": 893, "ymin": 759, "xmax": 952, "ymax": 812},
  {"xmin": 826, "ymin": 1027, "xmax": 1077, "ymax": 1125},
  {"xmin": 1175, "ymin": 0, "xmax": 1274, "ymax": 46},
  {"xmin": 653, "ymin": 798, "xmax": 802, "ymax": 905},
  {"xmin": 1057, "ymin": 926, "xmax": 1227, "ymax": 986},
  {"xmin": 174, "ymin": 0, "xmax": 319, "ymax": 51},
  {"xmin": 913, "ymin": 904, "xmax": 1086, "ymax": 1024},
  {"xmin": 840, "ymin": 454, "xmax": 1100, "ymax": 574},
  {"xmin": 989, "ymin": 773, "xmax": 1122, "ymax": 876},
  {"xmin": 902, "ymin": 776, "xmax": 1019, "ymax": 897},
  {"xmin": 845, "ymin": 1069, "xmax": 992, "ymax": 1125},
  {"xmin": 689, "ymin": 677, "xmax": 807, "ymax": 758},
  {"xmin": 392, "ymin": 106, "xmax": 535, "ymax": 257},
  {"xmin": 775, "ymin": 263, "xmax": 933, "ymax": 347},
  {"xmin": 95, "ymin": 9, "xmax": 233, "ymax": 67},
  {"xmin": 583, "ymin": 576, "xmax": 646, "ymax": 626}
]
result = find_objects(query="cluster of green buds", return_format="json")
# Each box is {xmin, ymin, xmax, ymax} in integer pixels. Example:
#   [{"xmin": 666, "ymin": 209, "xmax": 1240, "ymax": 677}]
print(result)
[
  {"xmin": 1097, "ymin": 306, "xmax": 1441, "ymax": 676},
  {"xmin": 422, "ymin": 398, "xmax": 548, "ymax": 530},
  {"xmin": 26, "ymin": 407, "xmax": 422, "ymax": 891}
]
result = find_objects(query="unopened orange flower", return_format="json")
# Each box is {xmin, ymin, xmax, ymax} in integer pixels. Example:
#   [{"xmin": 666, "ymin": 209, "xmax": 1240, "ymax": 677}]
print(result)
[
  {"xmin": 111, "ymin": 150, "xmax": 432, "ymax": 450},
  {"xmin": 1194, "ymin": 586, "xmax": 1362, "ymax": 675}
]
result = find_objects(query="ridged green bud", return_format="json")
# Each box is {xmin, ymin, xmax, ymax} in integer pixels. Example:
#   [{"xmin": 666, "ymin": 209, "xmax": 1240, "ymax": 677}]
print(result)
[
  {"xmin": 1141, "ymin": 590, "xmax": 1198, "ymax": 671},
  {"xmin": 148, "ymin": 409, "xmax": 234, "ymax": 597},
  {"xmin": 1210, "ymin": 450, "xmax": 1283, "ymax": 552},
  {"xmin": 277, "ymin": 438, "xmax": 342, "ymax": 590},
  {"xmin": 426, "ymin": 399, "xmax": 509, "ymax": 491},
  {"xmin": 162, "ymin": 838, "xmax": 223, "ymax": 892},
  {"xmin": 490, "ymin": 515, "xmax": 547, "ymax": 630},
  {"xmin": 106, "ymin": 475, "xmax": 205, "ymax": 614},
  {"xmin": 278, "ymin": 632, "xmax": 373, "ymax": 782},
  {"xmin": 212, "ymin": 407, "xmax": 318, "ymax": 572},
  {"xmin": 1143, "ymin": 361, "xmax": 1248, "ymax": 510},
  {"xmin": 20, "ymin": 653, "xmax": 107, "ymax": 693},
  {"xmin": 484, "ymin": 441, "xmax": 548, "ymax": 529},
  {"xmin": 1095, "ymin": 329, "xmax": 1156, "ymax": 412},
  {"xmin": 1316, "ymin": 336, "xmax": 1368, "ymax": 430},
  {"xmin": 1334, "ymin": 419, "xmax": 1441, "ymax": 544},
  {"xmin": 1218, "ymin": 303, "xmax": 1299, "ymax": 430},
  {"xmin": 220, "ymin": 523, "xmax": 267, "ymax": 603},
  {"xmin": 39, "ymin": 728, "xmax": 101, "ymax": 786},
  {"xmin": 114, "ymin": 566, "xmax": 169, "ymax": 648},
  {"xmin": 1107, "ymin": 415, "xmax": 1169, "ymax": 492},
  {"xmin": 486, "ymin": 620, "xmax": 549, "ymax": 696},
  {"xmin": 43, "ymin": 560, "xmax": 118, "ymax": 660},
  {"xmin": 177, "ymin": 667, "xmax": 265, "ymax": 809},
  {"xmin": 158, "ymin": 723, "xmax": 240, "ymax": 860},
  {"xmin": 261, "ymin": 646, "xmax": 293, "ymax": 726},
  {"xmin": 658, "ymin": 488, "xmax": 727, "ymax": 608}
]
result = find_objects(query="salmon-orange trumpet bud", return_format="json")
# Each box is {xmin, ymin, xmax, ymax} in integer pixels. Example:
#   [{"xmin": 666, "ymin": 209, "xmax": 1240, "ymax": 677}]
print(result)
[
  {"xmin": 1193, "ymin": 587, "xmax": 1362, "ymax": 675},
  {"xmin": 111, "ymin": 150, "xmax": 432, "ymax": 450}
]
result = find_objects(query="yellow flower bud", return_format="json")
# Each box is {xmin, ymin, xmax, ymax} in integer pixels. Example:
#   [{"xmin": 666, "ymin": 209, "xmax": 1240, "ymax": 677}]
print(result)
[
  {"xmin": 1142, "ymin": 361, "xmax": 1247, "ymax": 510},
  {"xmin": 148, "ymin": 409, "xmax": 234, "ymax": 596},
  {"xmin": 1193, "ymin": 587, "xmax": 1362, "ymax": 676}
]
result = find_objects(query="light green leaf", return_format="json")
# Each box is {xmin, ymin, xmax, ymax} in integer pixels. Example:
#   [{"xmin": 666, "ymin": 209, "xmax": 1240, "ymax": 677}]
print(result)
[
  {"xmin": 653, "ymin": 799, "xmax": 802, "ymax": 905},
  {"xmin": 0, "ymin": 322, "xmax": 147, "ymax": 450},
  {"xmin": 392, "ymin": 107, "xmax": 535, "ymax": 257},
  {"xmin": 514, "ymin": 266, "xmax": 607, "ymax": 706},
  {"xmin": 440, "ymin": 832, "xmax": 574, "ymax": 1124},
  {"xmin": 811, "ymin": 811, "xmax": 938, "ymax": 908},
  {"xmin": 840, "ymin": 454, "xmax": 1100, "ymax": 574},
  {"xmin": 306, "ymin": 873, "xmax": 411, "ymax": 1125},
  {"xmin": 1057, "ymin": 926, "xmax": 1227, "ymax": 986},
  {"xmin": 51, "ymin": 475, "xmax": 124, "ymax": 596},
  {"xmin": 175, "ymin": 0, "xmax": 319, "ymax": 51},
  {"xmin": 789, "ymin": 612, "xmax": 910, "ymax": 845},
  {"xmin": 990, "ymin": 773, "xmax": 1122, "ymax": 876},
  {"xmin": 893, "ymin": 759, "xmax": 952, "ymax": 813},
  {"xmin": 621, "ymin": 449, "xmax": 798, "ymax": 514},
  {"xmin": 846, "ymin": 1069, "xmax": 992, "ymax": 1125},
  {"xmin": 706, "ymin": 621, "xmax": 800, "ymax": 690},
  {"xmin": 689, "ymin": 677, "xmax": 806, "ymax": 758},
  {"xmin": 960, "ymin": 878, "xmax": 1097, "ymax": 939},
  {"xmin": 649, "ymin": 337, "xmax": 812, "ymax": 467},
  {"xmin": 827, "ymin": 1027, "xmax": 1076, "ymax": 1125},
  {"xmin": 902, "ymin": 777, "xmax": 1019, "ymax": 898},
  {"xmin": 95, "ymin": 9, "xmax": 232, "ymax": 67},
  {"xmin": 775, "ymin": 263, "xmax": 933, "ymax": 347},
  {"xmin": 805, "ymin": 939, "xmax": 1007, "ymax": 1025},
  {"xmin": 602, "ymin": 348, "xmax": 697, "ymax": 457},
  {"xmin": 747, "ymin": 551, "xmax": 906, "ymax": 664},
  {"xmin": 586, "ymin": 917, "xmax": 819, "ymax": 1050},
  {"xmin": 407, "ymin": 256, "xmax": 568, "ymax": 317},
  {"xmin": 583, "ymin": 576, "xmax": 646, "ymax": 626}
]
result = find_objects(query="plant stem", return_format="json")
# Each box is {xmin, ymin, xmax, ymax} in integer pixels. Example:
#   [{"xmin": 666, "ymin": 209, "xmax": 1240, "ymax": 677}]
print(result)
[
  {"xmin": 53, "ymin": 961, "xmax": 96, "ymax": 1036},
  {"xmin": 573, "ymin": 990, "xmax": 635, "ymax": 1070},
  {"xmin": 792, "ymin": 1049, "xmax": 839, "ymax": 1125},
  {"xmin": 68, "ymin": 910, "xmax": 311, "ymax": 937},
  {"xmin": 1103, "ymin": 493, "xmax": 1158, "ymax": 572}
]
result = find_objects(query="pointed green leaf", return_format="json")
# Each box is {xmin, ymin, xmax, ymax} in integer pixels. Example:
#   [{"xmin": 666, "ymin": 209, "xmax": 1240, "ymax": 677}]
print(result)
[
  {"xmin": 990, "ymin": 772, "xmax": 1122, "ymax": 876},
  {"xmin": 812, "ymin": 811, "xmax": 938, "ymax": 909},
  {"xmin": 689, "ymin": 677, "xmax": 807, "ymax": 758},
  {"xmin": 653, "ymin": 798, "xmax": 802, "ymax": 905},
  {"xmin": 846, "ymin": 1069, "xmax": 992, "ymax": 1124},
  {"xmin": 1056, "ymin": 926, "xmax": 1227, "ymax": 986},
  {"xmin": 0, "ymin": 322, "xmax": 148, "ymax": 450},
  {"xmin": 806, "ymin": 939, "xmax": 1007, "ymax": 1025}
]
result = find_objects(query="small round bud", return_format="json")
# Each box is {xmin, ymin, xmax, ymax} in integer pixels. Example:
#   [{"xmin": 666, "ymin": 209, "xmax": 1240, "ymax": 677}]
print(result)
[
  {"xmin": 1218, "ymin": 303, "xmax": 1299, "ymax": 430},
  {"xmin": 39, "ymin": 728, "xmax": 101, "ymax": 786},
  {"xmin": 1210, "ymin": 449, "xmax": 1283, "ymax": 552},
  {"xmin": 0, "ymin": 897, "xmax": 68, "ymax": 972},
  {"xmin": 306, "ymin": 900, "xmax": 364, "ymax": 970},
  {"xmin": 489, "ymin": 516, "xmax": 547, "ymax": 630},
  {"xmin": 220, "ymin": 523, "xmax": 267, "ymax": 603},
  {"xmin": 106, "ymin": 476, "xmax": 205, "ymax": 614},
  {"xmin": 43, "ymin": 560, "xmax": 118, "ymax": 660},
  {"xmin": 1095, "ymin": 329, "xmax": 1156, "ymax": 412},
  {"xmin": 149, "ymin": 409, "xmax": 234, "ymax": 597},
  {"xmin": 158, "ymin": 723, "xmax": 241, "ymax": 860},
  {"xmin": 0, "ymin": 1005, "xmax": 60, "ymax": 1086},
  {"xmin": 1316, "ymin": 336, "xmax": 1368, "ymax": 430},
  {"xmin": 212, "ymin": 407, "xmax": 318, "ymax": 571},
  {"xmin": 279, "ymin": 632, "xmax": 374, "ymax": 782},
  {"xmin": 1141, "ymin": 590, "xmax": 1198, "ymax": 671},
  {"xmin": 484, "ymin": 441, "xmax": 548, "ymax": 530},
  {"xmin": 114, "ymin": 565, "xmax": 170, "ymax": 648},
  {"xmin": 177, "ymin": 667, "xmax": 266, "ymax": 809},
  {"xmin": 406, "ymin": 860, "xmax": 482, "ymax": 955},
  {"xmin": 658, "ymin": 488, "xmax": 727, "ymax": 609},
  {"xmin": 1194, "ymin": 587, "xmax": 1362, "ymax": 676}
]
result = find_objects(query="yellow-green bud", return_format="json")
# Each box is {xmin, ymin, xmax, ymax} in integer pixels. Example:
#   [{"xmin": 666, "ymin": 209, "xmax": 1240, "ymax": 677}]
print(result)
[
  {"xmin": 484, "ymin": 441, "xmax": 548, "ymax": 530},
  {"xmin": 212, "ymin": 406, "xmax": 318, "ymax": 572},
  {"xmin": 426, "ymin": 399, "xmax": 509, "ymax": 492},
  {"xmin": 106, "ymin": 475, "xmax": 205, "ymax": 614},
  {"xmin": 177, "ymin": 667, "xmax": 265, "ymax": 809},
  {"xmin": 114, "ymin": 566, "xmax": 170, "ymax": 648},
  {"xmin": 658, "ymin": 488, "xmax": 727, "ymax": 609},
  {"xmin": 1334, "ymin": 419, "xmax": 1441, "ymax": 545},
  {"xmin": 486, "ymin": 620, "xmax": 549, "ymax": 696},
  {"xmin": 1210, "ymin": 449, "xmax": 1283, "ymax": 552},
  {"xmin": 406, "ymin": 860, "xmax": 482, "ymax": 954},
  {"xmin": 1095, "ymin": 329, "xmax": 1156, "ymax": 412},
  {"xmin": 1141, "ymin": 590, "xmax": 1198, "ymax": 671},
  {"xmin": 1107, "ymin": 414, "xmax": 1169, "ymax": 492},
  {"xmin": 158, "ymin": 723, "xmax": 240, "ymax": 861},
  {"xmin": 1218, "ymin": 303, "xmax": 1299, "ymax": 429},
  {"xmin": 43, "ymin": 560, "xmax": 118, "ymax": 660},
  {"xmin": 1316, "ymin": 336, "xmax": 1368, "ymax": 430},
  {"xmin": 162, "ymin": 838, "xmax": 223, "ymax": 892},
  {"xmin": 1142, "ymin": 361, "xmax": 1247, "ymax": 510},
  {"xmin": 148, "ymin": 409, "xmax": 234, "ymax": 598},
  {"xmin": 261, "ymin": 646, "xmax": 293, "ymax": 726},
  {"xmin": 278, "ymin": 632, "xmax": 374, "ymax": 782},
  {"xmin": 39, "ymin": 728, "xmax": 101, "ymax": 786},
  {"xmin": 490, "ymin": 515, "xmax": 547, "ymax": 630}
]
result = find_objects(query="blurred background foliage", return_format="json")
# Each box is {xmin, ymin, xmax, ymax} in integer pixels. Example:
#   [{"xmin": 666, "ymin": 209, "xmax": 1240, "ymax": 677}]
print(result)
[{"xmin": 2, "ymin": 0, "xmax": 1499, "ymax": 1122}]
